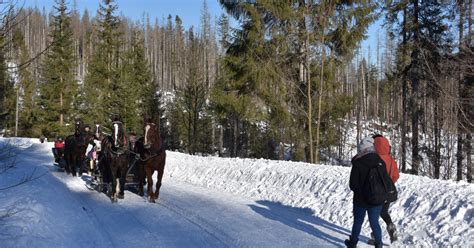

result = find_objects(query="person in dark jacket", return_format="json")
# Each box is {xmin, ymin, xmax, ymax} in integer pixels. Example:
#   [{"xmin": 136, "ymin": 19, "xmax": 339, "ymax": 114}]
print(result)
[{"xmin": 345, "ymin": 137, "xmax": 384, "ymax": 248}]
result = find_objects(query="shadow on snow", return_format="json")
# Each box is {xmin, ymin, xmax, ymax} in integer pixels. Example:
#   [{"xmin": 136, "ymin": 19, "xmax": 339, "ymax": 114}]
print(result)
[{"xmin": 249, "ymin": 200, "xmax": 354, "ymax": 247}]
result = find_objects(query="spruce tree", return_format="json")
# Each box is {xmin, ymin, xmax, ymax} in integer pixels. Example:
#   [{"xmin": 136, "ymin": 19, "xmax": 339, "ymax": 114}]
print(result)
[
  {"xmin": 0, "ymin": 36, "xmax": 8, "ymax": 130},
  {"xmin": 387, "ymin": 0, "xmax": 453, "ymax": 175},
  {"xmin": 120, "ymin": 27, "xmax": 153, "ymax": 133},
  {"xmin": 38, "ymin": 0, "xmax": 76, "ymax": 137},
  {"xmin": 12, "ymin": 28, "xmax": 37, "ymax": 137},
  {"xmin": 176, "ymin": 28, "xmax": 209, "ymax": 155},
  {"xmin": 216, "ymin": 0, "xmax": 375, "ymax": 160},
  {"xmin": 83, "ymin": 0, "xmax": 121, "ymax": 124}
]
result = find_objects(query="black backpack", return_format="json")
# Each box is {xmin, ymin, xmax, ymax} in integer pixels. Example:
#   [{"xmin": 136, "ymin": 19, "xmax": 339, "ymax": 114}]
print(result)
[{"xmin": 363, "ymin": 161, "xmax": 398, "ymax": 205}]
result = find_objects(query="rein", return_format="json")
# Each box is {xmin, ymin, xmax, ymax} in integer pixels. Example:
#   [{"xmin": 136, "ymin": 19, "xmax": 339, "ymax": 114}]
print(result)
[
  {"xmin": 130, "ymin": 141, "xmax": 165, "ymax": 162},
  {"xmin": 109, "ymin": 148, "xmax": 128, "ymax": 157}
]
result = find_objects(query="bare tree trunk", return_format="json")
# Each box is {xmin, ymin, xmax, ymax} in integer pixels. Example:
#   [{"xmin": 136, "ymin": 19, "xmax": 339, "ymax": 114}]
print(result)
[
  {"xmin": 211, "ymin": 118, "xmax": 215, "ymax": 153},
  {"xmin": 466, "ymin": 133, "xmax": 473, "ymax": 182},
  {"xmin": 15, "ymin": 88, "xmax": 19, "ymax": 137},
  {"xmin": 467, "ymin": 0, "xmax": 473, "ymax": 183},
  {"xmin": 233, "ymin": 117, "xmax": 238, "ymax": 157},
  {"xmin": 457, "ymin": 132, "xmax": 464, "ymax": 181},
  {"xmin": 315, "ymin": 30, "xmax": 325, "ymax": 164},
  {"xmin": 434, "ymin": 99, "xmax": 441, "ymax": 178},
  {"xmin": 457, "ymin": 0, "xmax": 465, "ymax": 181},
  {"xmin": 219, "ymin": 124, "xmax": 223, "ymax": 157},
  {"xmin": 376, "ymin": 35, "xmax": 380, "ymax": 120},
  {"xmin": 60, "ymin": 76, "xmax": 64, "ymax": 126},
  {"xmin": 411, "ymin": 0, "xmax": 421, "ymax": 175},
  {"xmin": 307, "ymin": 41, "xmax": 314, "ymax": 163},
  {"xmin": 401, "ymin": 6, "xmax": 408, "ymax": 173},
  {"xmin": 356, "ymin": 57, "xmax": 361, "ymax": 147}
]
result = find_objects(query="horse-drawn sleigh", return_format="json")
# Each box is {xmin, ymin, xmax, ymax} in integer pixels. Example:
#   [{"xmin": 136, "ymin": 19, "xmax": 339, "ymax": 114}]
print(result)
[{"xmin": 55, "ymin": 118, "xmax": 166, "ymax": 203}]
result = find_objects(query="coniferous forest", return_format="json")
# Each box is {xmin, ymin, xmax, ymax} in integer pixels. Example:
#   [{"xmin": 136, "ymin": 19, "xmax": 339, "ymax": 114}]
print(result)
[{"xmin": 0, "ymin": 0, "xmax": 472, "ymax": 182}]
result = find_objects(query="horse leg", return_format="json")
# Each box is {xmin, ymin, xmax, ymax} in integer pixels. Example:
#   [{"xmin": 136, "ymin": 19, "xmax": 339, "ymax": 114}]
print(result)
[
  {"xmin": 137, "ymin": 162, "xmax": 144, "ymax": 196},
  {"xmin": 155, "ymin": 167, "xmax": 164, "ymax": 201},
  {"xmin": 114, "ymin": 177, "xmax": 121, "ymax": 201},
  {"xmin": 88, "ymin": 159, "xmax": 94, "ymax": 176},
  {"xmin": 145, "ymin": 167, "xmax": 154, "ymax": 203},
  {"xmin": 118, "ymin": 161, "xmax": 127, "ymax": 199},
  {"xmin": 64, "ymin": 156, "xmax": 70, "ymax": 175},
  {"xmin": 110, "ymin": 165, "xmax": 118, "ymax": 203},
  {"xmin": 71, "ymin": 158, "xmax": 77, "ymax": 177},
  {"xmin": 78, "ymin": 158, "xmax": 84, "ymax": 176},
  {"xmin": 92, "ymin": 159, "xmax": 97, "ymax": 180}
]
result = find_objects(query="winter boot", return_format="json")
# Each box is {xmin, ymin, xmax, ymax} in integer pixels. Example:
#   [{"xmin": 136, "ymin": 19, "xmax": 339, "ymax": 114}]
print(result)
[
  {"xmin": 344, "ymin": 236, "xmax": 357, "ymax": 248},
  {"xmin": 387, "ymin": 223, "xmax": 398, "ymax": 243},
  {"xmin": 367, "ymin": 232, "xmax": 375, "ymax": 245}
]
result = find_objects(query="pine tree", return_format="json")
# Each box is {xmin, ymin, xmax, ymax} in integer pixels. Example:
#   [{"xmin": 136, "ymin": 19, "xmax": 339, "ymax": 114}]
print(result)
[
  {"xmin": 176, "ymin": 28, "xmax": 209, "ymax": 155},
  {"xmin": 12, "ymin": 28, "xmax": 37, "ymax": 137},
  {"xmin": 38, "ymin": 0, "xmax": 76, "ymax": 137},
  {"xmin": 387, "ymin": 0, "xmax": 453, "ymax": 175},
  {"xmin": 83, "ymin": 0, "xmax": 121, "ymax": 124},
  {"xmin": 120, "ymin": 27, "xmax": 153, "ymax": 133},
  {"xmin": 174, "ymin": 16, "xmax": 185, "ymax": 88},
  {"xmin": 0, "ymin": 35, "xmax": 8, "ymax": 129},
  {"xmin": 216, "ymin": 0, "xmax": 375, "ymax": 160}
]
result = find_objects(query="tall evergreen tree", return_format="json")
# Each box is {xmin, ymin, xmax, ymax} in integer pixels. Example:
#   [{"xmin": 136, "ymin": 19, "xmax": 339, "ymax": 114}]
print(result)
[
  {"xmin": 120, "ymin": 27, "xmax": 153, "ymax": 133},
  {"xmin": 83, "ymin": 0, "xmax": 121, "ymax": 124},
  {"xmin": 12, "ymin": 28, "xmax": 37, "ymax": 137},
  {"xmin": 176, "ymin": 28, "xmax": 209, "ymax": 155},
  {"xmin": 217, "ymin": 0, "xmax": 374, "ymax": 161},
  {"xmin": 0, "ymin": 34, "xmax": 9, "ymax": 131},
  {"xmin": 387, "ymin": 0, "xmax": 452, "ymax": 175},
  {"xmin": 38, "ymin": 0, "xmax": 76, "ymax": 137}
]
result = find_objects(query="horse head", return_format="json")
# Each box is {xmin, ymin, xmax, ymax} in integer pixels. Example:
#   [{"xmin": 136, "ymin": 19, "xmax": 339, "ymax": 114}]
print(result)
[
  {"xmin": 112, "ymin": 121, "xmax": 126, "ymax": 149},
  {"xmin": 143, "ymin": 121, "xmax": 160, "ymax": 150},
  {"xmin": 74, "ymin": 120, "xmax": 82, "ymax": 137},
  {"xmin": 94, "ymin": 123, "xmax": 103, "ymax": 140}
]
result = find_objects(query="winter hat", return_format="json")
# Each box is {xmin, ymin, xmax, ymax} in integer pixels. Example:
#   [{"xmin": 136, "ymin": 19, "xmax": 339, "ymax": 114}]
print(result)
[{"xmin": 357, "ymin": 136, "xmax": 375, "ymax": 154}]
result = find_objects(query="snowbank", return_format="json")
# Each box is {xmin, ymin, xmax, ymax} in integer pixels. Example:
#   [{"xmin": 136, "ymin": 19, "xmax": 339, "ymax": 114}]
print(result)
[
  {"xmin": 1, "ymin": 138, "xmax": 472, "ymax": 247},
  {"xmin": 166, "ymin": 151, "xmax": 474, "ymax": 247}
]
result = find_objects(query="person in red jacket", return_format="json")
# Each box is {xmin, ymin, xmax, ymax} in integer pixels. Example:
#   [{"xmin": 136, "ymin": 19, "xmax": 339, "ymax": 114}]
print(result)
[
  {"xmin": 53, "ymin": 137, "xmax": 65, "ymax": 163},
  {"xmin": 371, "ymin": 134, "xmax": 399, "ymax": 243}
]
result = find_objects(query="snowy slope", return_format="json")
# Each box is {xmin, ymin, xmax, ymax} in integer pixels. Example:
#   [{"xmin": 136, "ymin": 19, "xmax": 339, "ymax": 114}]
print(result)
[
  {"xmin": 1, "ymin": 137, "xmax": 473, "ymax": 247},
  {"xmin": 166, "ymin": 152, "xmax": 474, "ymax": 247}
]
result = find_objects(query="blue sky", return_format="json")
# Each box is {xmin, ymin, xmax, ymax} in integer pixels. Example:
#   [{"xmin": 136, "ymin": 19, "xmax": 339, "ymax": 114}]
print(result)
[
  {"xmin": 23, "ymin": 0, "xmax": 381, "ymax": 64},
  {"xmin": 24, "ymin": 0, "xmax": 225, "ymax": 31}
]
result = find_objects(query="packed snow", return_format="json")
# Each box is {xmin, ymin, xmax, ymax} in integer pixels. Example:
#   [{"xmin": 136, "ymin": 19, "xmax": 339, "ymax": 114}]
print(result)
[{"xmin": 0, "ymin": 137, "xmax": 473, "ymax": 247}]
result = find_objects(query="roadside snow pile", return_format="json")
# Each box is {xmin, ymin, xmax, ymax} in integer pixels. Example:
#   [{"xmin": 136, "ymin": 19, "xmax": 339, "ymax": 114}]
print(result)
[{"xmin": 166, "ymin": 151, "xmax": 474, "ymax": 247}]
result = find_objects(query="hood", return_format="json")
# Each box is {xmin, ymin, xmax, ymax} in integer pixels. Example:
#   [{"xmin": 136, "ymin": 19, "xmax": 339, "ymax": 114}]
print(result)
[
  {"xmin": 374, "ymin": 136, "xmax": 390, "ymax": 155},
  {"xmin": 357, "ymin": 136, "xmax": 375, "ymax": 155}
]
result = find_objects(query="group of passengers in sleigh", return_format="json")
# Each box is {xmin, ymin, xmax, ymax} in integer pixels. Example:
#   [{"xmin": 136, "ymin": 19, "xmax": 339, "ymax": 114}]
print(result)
[{"xmin": 52, "ymin": 116, "xmax": 167, "ymax": 203}]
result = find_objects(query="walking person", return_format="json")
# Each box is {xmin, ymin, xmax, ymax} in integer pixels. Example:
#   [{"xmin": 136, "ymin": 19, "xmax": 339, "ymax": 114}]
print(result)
[
  {"xmin": 345, "ymin": 137, "xmax": 385, "ymax": 248},
  {"xmin": 368, "ymin": 134, "xmax": 400, "ymax": 243}
]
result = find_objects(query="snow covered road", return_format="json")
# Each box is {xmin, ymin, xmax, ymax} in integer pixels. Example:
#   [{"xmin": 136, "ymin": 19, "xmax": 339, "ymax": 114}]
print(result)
[
  {"xmin": 1, "ymin": 138, "xmax": 473, "ymax": 247},
  {"xmin": 1, "ymin": 138, "xmax": 353, "ymax": 248},
  {"xmin": 46, "ymin": 166, "xmax": 352, "ymax": 248}
]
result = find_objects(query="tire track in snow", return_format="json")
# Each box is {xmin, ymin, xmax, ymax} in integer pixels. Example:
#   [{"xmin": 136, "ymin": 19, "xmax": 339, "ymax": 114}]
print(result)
[
  {"xmin": 56, "ymin": 169, "xmax": 227, "ymax": 247},
  {"xmin": 52, "ymin": 171, "xmax": 116, "ymax": 248},
  {"xmin": 157, "ymin": 198, "xmax": 234, "ymax": 247},
  {"xmin": 53, "ymin": 171, "xmax": 162, "ymax": 247}
]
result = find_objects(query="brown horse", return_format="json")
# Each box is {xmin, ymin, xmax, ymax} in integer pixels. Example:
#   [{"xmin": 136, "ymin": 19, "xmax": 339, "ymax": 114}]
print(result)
[
  {"xmin": 136, "ymin": 121, "xmax": 166, "ymax": 203},
  {"xmin": 100, "ymin": 121, "xmax": 129, "ymax": 203},
  {"xmin": 64, "ymin": 120, "xmax": 90, "ymax": 177}
]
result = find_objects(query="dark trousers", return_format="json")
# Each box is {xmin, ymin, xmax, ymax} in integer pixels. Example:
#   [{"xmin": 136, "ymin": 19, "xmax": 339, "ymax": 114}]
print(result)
[
  {"xmin": 350, "ymin": 204, "xmax": 383, "ymax": 246},
  {"xmin": 380, "ymin": 202, "xmax": 393, "ymax": 226}
]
